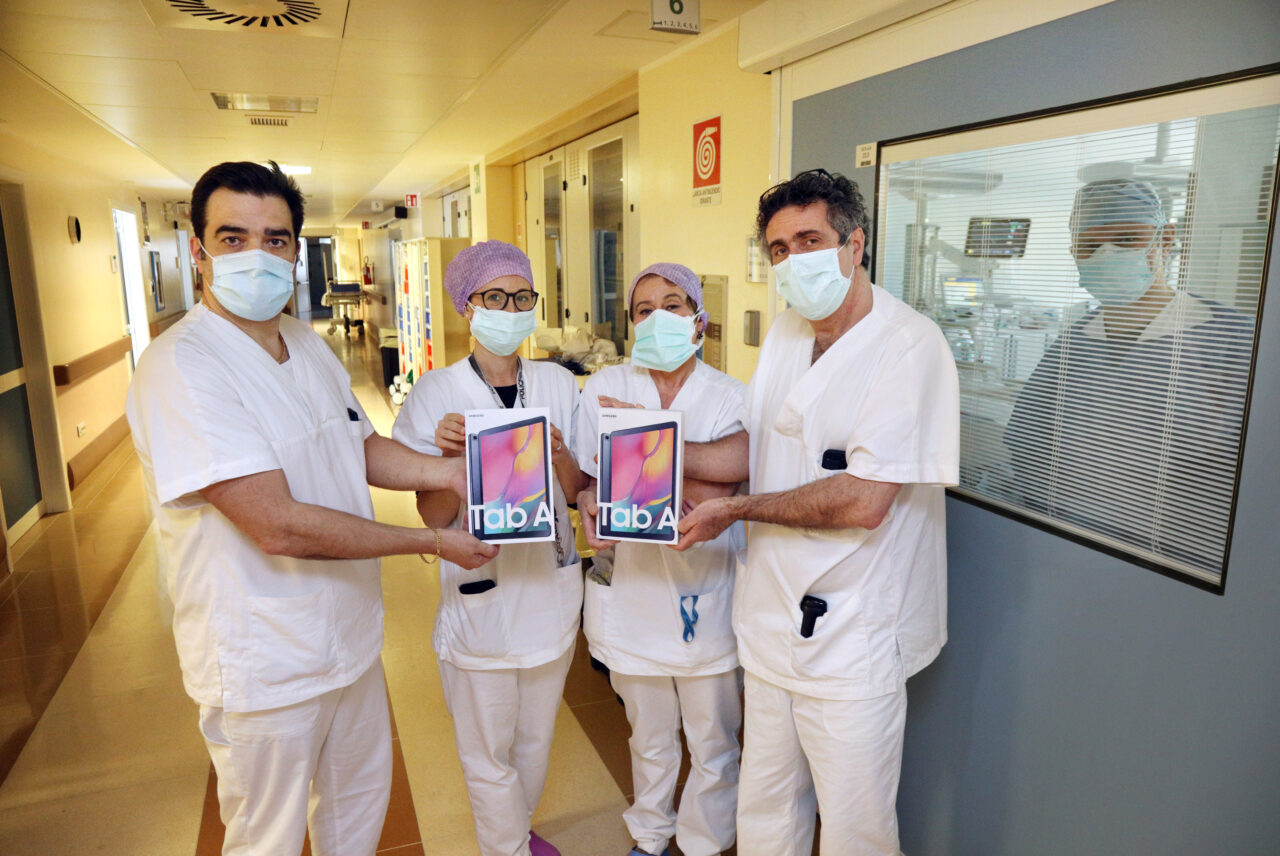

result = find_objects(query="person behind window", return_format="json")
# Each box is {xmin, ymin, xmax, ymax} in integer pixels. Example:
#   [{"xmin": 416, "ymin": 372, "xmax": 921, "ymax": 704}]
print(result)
[{"xmin": 1004, "ymin": 177, "xmax": 1253, "ymax": 570}]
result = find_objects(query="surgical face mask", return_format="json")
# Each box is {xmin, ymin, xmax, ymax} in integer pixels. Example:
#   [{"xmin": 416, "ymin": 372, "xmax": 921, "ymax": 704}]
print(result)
[
  {"xmin": 468, "ymin": 303, "xmax": 538, "ymax": 356},
  {"xmin": 772, "ymin": 245, "xmax": 851, "ymax": 321},
  {"xmin": 630, "ymin": 309, "xmax": 700, "ymax": 372},
  {"xmin": 204, "ymin": 245, "xmax": 296, "ymax": 322},
  {"xmin": 1075, "ymin": 240, "xmax": 1157, "ymax": 306}
]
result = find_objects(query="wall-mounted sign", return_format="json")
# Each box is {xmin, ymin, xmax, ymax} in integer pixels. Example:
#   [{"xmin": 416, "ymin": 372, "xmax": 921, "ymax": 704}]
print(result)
[
  {"xmin": 361, "ymin": 220, "xmax": 371, "ymax": 230},
  {"xmin": 692, "ymin": 115, "xmax": 722, "ymax": 207},
  {"xmin": 855, "ymin": 142, "xmax": 877, "ymax": 168},
  {"xmin": 652, "ymin": 0, "xmax": 699, "ymax": 34},
  {"xmin": 405, "ymin": 193, "xmax": 419, "ymax": 209}
]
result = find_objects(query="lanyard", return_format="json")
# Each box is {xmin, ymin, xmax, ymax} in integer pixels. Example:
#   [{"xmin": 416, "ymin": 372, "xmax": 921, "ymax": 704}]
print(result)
[
  {"xmin": 468, "ymin": 354, "xmax": 526, "ymax": 409},
  {"xmin": 680, "ymin": 595, "xmax": 700, "ymax": 643}
]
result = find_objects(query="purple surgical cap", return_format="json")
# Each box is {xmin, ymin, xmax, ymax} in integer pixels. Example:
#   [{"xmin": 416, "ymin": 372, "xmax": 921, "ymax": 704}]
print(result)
[
  {"xmin": 444, "ymin": 240, "xmax": 534, "ymax": 315},
  {"xmin": 1070, "ymin": 178, "xmax": 1166, "ymax": 236},
  {"xmin": 627, "ymin": 262, "xmax": 708, "ymax": 324}
]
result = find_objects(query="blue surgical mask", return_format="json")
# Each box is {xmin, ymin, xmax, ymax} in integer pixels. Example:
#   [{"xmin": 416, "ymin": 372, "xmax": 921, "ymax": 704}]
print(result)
[
  {"xmin": 204, "ymin": 245, "xmax": 296, "ymax": 322},
  {"xmin": 469, "ymin": 304, "xmax": 538, "ymax": 356},
  {"xmin": 773, "ymin": 245, "xmax": 851, "ymax": 321},
  {"xmin": 630, "ymin": 309, "xmax": 700, "ymax": 372},
  {"xmin": 1075, "ymin": 241, "xmax": 1157, "ymax": 306}
]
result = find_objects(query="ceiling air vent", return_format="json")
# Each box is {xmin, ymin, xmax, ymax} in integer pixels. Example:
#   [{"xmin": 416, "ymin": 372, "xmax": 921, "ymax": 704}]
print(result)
[
  {"xmin": 166, "ymin": 0, "xmax": 321, "ymax": 28},
  {"xmin": 249, "ymin": 115, "xmax": 289, "ymax": 127}
]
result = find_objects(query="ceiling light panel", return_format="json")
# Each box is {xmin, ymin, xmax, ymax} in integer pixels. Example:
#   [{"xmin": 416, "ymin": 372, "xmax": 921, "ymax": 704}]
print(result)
[{"xmin": 212, "ymin": 92, "xmax": 318, "ymax": 112}]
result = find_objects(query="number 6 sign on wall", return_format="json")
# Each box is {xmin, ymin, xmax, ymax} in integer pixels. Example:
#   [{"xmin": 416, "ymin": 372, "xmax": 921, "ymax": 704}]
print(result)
[{"xmin": 651, "ymin": 0, "xmax": 700, "ymax": 34}]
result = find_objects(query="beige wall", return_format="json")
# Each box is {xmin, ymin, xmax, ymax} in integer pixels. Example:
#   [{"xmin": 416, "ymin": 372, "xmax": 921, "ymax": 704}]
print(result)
[
  {"xmin": 637, "ymin": 22, "xmax": 772, "ymax": 384},
  {"xmin": 471, "ymin": 164, "xmax": 514, "ymax": 245},
  {"xmin": 0, "ymin": 136, "xmax": 152, "ymax": 489}
]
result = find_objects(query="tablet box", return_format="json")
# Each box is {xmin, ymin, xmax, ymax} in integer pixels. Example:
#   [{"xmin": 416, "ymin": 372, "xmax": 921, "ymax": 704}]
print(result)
[
  {"xmin": 465, "ymin": 407, "xmax": 555, "ymax": 544},
  {"xmin": 597, "ymin": 408, "xmax": 683, "ymax": 544}
]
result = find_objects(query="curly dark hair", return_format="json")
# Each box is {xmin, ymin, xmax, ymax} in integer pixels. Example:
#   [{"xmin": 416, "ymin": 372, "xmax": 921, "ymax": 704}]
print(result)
[
  {"xmin": 756, "ymin": 168, "xmax": 871, "ymax": 267},
  {"xmin": 191, "ymin": 160, "xmax": 304, "ymax": 246}
]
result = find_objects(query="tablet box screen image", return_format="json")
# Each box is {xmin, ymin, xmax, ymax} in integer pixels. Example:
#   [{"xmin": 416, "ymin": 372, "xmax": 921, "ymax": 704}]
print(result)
[
  {"xmin": 465, "ymin": 408, "xmax": 555, "ymax": 544},
  {"xmin": 597, "ymin": 408, "xmax": 683, "ymax": 544}
]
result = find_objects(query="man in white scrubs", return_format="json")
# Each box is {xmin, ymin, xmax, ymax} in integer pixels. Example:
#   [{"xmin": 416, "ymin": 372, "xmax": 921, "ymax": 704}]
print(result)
[
  {"xmin": 126, "ymin": 161, "xmax": 496, "ymax": 856},
  {"xmin": 677, "ymin": 169, "xmax": 960, "ymax": 855}
]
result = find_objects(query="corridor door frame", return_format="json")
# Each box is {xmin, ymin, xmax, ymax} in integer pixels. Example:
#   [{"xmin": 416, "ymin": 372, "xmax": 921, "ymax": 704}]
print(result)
[{"xmin": 0, "ymin": 179, "xmax": 70, "ymax": 538}]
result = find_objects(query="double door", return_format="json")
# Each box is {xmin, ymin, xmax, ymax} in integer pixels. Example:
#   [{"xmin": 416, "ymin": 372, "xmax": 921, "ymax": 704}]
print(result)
[{"xmin": 525, "ymin": 116, "xmax": 638, "ymax": 357}]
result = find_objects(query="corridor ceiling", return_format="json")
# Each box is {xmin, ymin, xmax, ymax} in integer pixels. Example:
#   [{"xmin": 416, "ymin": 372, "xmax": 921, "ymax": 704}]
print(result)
[{"xmin": 0, "ymin": 0, "xmax": 764, "ymax": 227}]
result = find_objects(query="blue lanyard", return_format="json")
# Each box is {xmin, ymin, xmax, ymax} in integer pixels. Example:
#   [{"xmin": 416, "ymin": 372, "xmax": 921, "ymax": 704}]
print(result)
[{"xmin": 680, "ymin": 595, "xmax": 700, "ymax": 643}]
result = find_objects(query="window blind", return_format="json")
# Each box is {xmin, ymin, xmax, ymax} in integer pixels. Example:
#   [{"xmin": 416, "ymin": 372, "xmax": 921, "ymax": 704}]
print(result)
[{"xmin": 875, "ymin": 78, "xmax": 1279, "ymax": 588}]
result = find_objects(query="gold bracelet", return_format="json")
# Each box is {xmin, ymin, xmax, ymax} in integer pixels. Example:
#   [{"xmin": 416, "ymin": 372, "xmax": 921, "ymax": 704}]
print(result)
[{"xmin": 418, "ymin": 526, "xmax": 442, "ymax": 563}]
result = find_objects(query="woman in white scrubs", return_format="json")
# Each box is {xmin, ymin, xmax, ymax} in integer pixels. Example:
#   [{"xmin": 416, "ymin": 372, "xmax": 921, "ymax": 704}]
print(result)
[
  {"xmin": 575, "ymin": 263, "xmax": 746, "ymax": 856},
  {"xmin": 392, "ymin": 241, "xmax": 588, "ymax": 856}
]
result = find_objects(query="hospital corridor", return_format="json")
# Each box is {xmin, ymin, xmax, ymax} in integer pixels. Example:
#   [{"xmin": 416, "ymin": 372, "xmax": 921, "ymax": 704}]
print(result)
[
  {"xmin": 1, "ymin": 2, "xmax": 1278, "ymax": 856},
  {"xmin": 0, "ymin": 318, "xmax": 648, "ymax": 855}
]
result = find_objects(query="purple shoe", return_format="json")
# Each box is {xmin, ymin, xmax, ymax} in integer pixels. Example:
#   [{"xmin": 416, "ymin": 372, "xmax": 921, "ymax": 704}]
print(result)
[{"xmin": 530, "ymin": 830, "xmax": 561, "ymax": 856}]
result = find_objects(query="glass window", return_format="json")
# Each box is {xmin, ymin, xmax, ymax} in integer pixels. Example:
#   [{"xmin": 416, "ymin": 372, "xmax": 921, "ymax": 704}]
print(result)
[
  {"xmin": 543, "ymin": 162, "xmax": 564, "ymax": 326},
  {"xmin": 590, "ymin": 139, "xmax": 625, "ymax": 354},
  {"xmin": 876, "ymin": 79, "xmax": 1278, "ymax": 588}
]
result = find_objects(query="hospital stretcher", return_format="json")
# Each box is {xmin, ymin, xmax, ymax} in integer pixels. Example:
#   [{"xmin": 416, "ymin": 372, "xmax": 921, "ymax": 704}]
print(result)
[{"xmin": 321, "ymin": 280, "xmax": 367, "ymax": 336}]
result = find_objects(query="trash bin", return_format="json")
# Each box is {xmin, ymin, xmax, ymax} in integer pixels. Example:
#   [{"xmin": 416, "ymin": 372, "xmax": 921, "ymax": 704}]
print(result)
[{"xmin": 379, "ymin": 333, "xmax": 399, "ymax": 388}]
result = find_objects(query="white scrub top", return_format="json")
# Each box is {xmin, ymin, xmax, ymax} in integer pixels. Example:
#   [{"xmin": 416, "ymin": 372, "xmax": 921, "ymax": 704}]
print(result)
[
  {"xmin": 392, "ymin": 357, "xmax": 583, "ymax": 671},
  {"xmin": 126, "ymin": 304, "xmax": 383, "ymax": 713},
  {"xmin": 737, "ymin": 287, "xmax": 960, "ymax": 701},
  {"xmin": 574, "ymin": 362, "xmax": 746, "ymax": 677}
]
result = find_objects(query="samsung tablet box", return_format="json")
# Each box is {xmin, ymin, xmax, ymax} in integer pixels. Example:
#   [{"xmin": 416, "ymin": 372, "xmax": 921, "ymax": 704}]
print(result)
[
  {"xmin": 597, "ymin": 408, "xmax": 683, "ymax": 544},
  {"xmin": 465, "ymin": 408, "xmax": 555, "ymax": 544}
]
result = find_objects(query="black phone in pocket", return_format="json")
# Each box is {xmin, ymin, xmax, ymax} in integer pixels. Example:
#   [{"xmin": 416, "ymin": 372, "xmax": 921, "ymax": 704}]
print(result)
[
  {"xmin": 820, "ymin": 449, "xmax": 848, "ymax": 471},
  {"xmin": 458, "ymin": 579, "xmax": 497, "ymax": 595}
]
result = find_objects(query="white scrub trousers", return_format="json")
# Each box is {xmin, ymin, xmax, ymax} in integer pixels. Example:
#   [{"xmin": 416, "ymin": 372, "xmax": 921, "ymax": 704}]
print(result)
[
  {"xmin": 736, "ymin": 672, "xmax": 907, "ymax": 856},
  {"xmin": 610, "ymin": 670, "xmax": 741, "ymax": 856},
  {"xmin": 438, "ymin": 644, "xmax": 575, "ymax": 856},
  {"xmin": 198, "ymin": 660, "xmax": 393, "ymax": 856}
]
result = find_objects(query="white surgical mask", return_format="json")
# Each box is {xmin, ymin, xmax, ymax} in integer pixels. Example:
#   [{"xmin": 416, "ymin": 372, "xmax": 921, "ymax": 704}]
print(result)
[
  {"xmin": 469, "ymin": 304, "xmax": 538, "ymax": 356},
  {"xmin": 1075, "ymin": 240, "xmax": 1158, "ymax": 306},
  {"xmin": 630, "ymin": 309, "xmax": 700, "ymax": 372},
  {"xmin": 773, "ymin": 244, "xmax": 852, "ymax": 321},
  {"xmin": 204, "ymin": 245, "xmax": 296, "ymax": 322}
]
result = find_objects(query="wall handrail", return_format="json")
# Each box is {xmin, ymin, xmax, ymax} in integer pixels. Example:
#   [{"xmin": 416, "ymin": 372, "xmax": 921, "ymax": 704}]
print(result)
[{"xmin": 52, "ymin": 335, "xmax": 132, "ymax": 387}]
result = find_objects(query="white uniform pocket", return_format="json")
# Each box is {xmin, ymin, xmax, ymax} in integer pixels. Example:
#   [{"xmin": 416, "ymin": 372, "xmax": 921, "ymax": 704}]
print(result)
[
  {"xmin": 453, "ymin": 585, "xmax": 511, "ymax": 659},
  {"xmin": 248, "ymin": 589, "xmax": 336, "ymax": 687},
  {"xmin": 789, "ymin": 591, "xmax": 872, "ymax": 684}
]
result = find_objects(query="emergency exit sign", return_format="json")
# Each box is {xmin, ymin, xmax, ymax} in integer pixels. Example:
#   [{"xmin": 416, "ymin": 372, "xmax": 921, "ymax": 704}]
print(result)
[{"xmin": 651, "ymin": 0, "xmax": 699, "ymax": 34}]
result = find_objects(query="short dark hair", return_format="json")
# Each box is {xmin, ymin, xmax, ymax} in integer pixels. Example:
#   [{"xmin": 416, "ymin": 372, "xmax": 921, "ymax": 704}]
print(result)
[
  {"xmin": 190, "ymin": 161, "xmax": 304, "ymax": 246},
  {"xmin": 756, "ymin": 168, "xmax": 871, "ymax": 267}
]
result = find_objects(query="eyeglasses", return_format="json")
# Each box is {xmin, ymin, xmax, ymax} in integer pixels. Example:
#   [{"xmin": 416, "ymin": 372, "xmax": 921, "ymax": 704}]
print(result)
[{"xmin": 470, "ymin": 288, "xmax": 540, "ymax": 311}]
